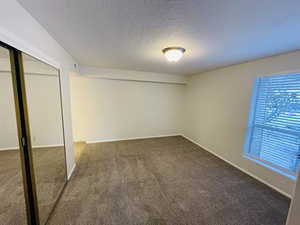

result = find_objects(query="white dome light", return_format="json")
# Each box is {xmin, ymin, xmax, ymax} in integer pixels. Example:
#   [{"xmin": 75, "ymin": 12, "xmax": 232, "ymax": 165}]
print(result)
[{"xmin": 162, "ymin": 47, "xmax": 185, "ymax": 62}]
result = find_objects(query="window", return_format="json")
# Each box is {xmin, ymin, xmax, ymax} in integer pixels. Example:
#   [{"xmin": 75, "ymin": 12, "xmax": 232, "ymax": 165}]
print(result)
[{"xmin": 244, "ymin": 73, "xmax": 300, "ymax": 179}]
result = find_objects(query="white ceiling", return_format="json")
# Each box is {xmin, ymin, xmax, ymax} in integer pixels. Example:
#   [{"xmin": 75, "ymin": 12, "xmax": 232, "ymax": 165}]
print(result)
[{"xmin": 17, "ymin": 0, "xmax": 300, "ymax": 75}]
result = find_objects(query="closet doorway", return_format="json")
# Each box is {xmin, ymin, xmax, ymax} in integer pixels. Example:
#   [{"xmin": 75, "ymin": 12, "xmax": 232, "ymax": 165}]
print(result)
[{"xmin": 0, "ymin": 41, "xmax": 67, "ymax": 225}]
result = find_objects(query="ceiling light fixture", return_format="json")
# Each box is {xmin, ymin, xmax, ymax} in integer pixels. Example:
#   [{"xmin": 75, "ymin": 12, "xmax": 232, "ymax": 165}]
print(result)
[{"xmin": 162, "ymin": 47, "xmax": 186, "ymax": 62}]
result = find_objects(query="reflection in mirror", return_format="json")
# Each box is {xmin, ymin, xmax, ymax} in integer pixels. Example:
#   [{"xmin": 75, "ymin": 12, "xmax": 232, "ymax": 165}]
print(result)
[
  {"xmin": 22, "ymin": 53, "xmax": 67, "ymax": 225},
  {"xmin": 0, "ymin": 47, "xmax": 28, "ymax": 224}
]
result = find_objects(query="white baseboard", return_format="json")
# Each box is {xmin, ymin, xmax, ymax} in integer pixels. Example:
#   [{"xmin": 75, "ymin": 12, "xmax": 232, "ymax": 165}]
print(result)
[
  {"xmin": 0, "ymin": 147, "xmax": 18, "ymax": 151},
  {"xmin": 182, "ymin": 135, "xmax": 292, "ymax": 199},
  {"xmin": 0, "ymin": 144, "xmax": 64, "ymax": 151},
  {"xmin": 33, "ymin": 144, "xmax": 64, "ymax": 149},
  {"xmin": 86, "ymin": 134, "xmax": 181, "ymax": 144},
  {"xmin": 67, "ymin": 163, "xmax": 76, "ymax": 180}
]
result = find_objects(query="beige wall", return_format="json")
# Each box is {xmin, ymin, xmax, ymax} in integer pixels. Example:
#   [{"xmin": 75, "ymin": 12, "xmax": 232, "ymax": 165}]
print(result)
[
  {"xmin": 184, "ymin": 50, "xmax": 300, "ymax": 197},
  {"xmin": 287, "ymin": 174, "xmax": 300, "ymax": 225},
  {"xmin": 71, "ymin": 75, "xmax": 185, "ymax": 143},
  {"xmin": 0, "ymin": 72, "xmax": 64, "ymax": 150}
]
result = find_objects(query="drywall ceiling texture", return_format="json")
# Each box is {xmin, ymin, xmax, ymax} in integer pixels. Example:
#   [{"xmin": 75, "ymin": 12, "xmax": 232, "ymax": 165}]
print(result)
[
  {"xmin": 17, "ymin": 0, "xmax": 300, "ymax": 75},
  {"xmin": 184, "ymin": 50, "xmax": 300, "ymax": 197}
]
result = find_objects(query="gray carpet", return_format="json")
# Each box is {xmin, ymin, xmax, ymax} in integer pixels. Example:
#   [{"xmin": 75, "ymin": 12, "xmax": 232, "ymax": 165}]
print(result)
[
  {"xmin": 33, "ymin": 147, "xmax": 66, "ymax": 225},
  {"xmin": 0, "ymin": 149, "xmax": 27, "ymax": 225},
  {"xmin": 0, "ymin": 147, "xmax": 66, "ymax": 225},
  {"xmin": 48, "ymin": 136, "xmax": 290, "ymax": 225}
]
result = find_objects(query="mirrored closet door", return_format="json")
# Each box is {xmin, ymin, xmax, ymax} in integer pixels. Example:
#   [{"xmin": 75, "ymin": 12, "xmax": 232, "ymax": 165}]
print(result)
[
  {"xmin": 0, "ymin": 41, "xmax": 67, "ymax": 225},
  {"xmin": 22, "ymin": 53, "xmax": 67, "ymax": 225},
  {"xmin": 0, "ymin": 43, "xmax": 28, "ymax": 225}
]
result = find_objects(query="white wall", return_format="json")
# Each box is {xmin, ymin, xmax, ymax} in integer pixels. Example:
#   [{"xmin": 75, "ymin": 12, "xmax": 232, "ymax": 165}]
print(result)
[
  {"xmin": 0, "ymin": 72, "xmax": 64, "ymax": 150},
  {"xmin": 0, "ymin": 0, "xmax": 78, "ymax": 177},
  {"xmin": 0, "ymin": 72, "xmax": 18, "ymax": 150},
  {"xmin": 184, "ymin": 50, "xmax": 300, "ymax": 197},
  {"xmin": 0, "ymin": 56, "xmax": 65, "ymax": 150},
  {"xmin": 79, "ymin": 66, "xmax": 187, "ymax": 84},
  {"xmin": 287, "ymin": 174, "xmax": 300, "ymax": 225},
  {"xmin": 71, "ymin": 75, "xmax": 184, "ymax": 142},
  {"xmin": 25, "ymin": 74, "xmax": 64, "ymax": 147}
]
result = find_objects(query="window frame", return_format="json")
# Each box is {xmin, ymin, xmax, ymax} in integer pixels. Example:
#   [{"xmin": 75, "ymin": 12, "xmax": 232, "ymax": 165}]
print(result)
[{"xmin": 244, "ymin": 73, "xmax": 300, "ymax": 180}]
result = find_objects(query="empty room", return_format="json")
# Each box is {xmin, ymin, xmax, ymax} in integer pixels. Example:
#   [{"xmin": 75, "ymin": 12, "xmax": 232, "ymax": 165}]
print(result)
[{"xmin": 1, "ymin": 0, "xmax": 300, "ymax": 225}]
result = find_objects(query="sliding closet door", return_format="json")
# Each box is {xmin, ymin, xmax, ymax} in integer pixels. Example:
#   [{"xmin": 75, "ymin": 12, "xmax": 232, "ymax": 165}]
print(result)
[
  {"xmin": 22, "ymin": 53, "xmax": 67, "ymax": 225},
  {"xmin": 0, "ymin": 46, "xmax": 28, "ymax": 224}
]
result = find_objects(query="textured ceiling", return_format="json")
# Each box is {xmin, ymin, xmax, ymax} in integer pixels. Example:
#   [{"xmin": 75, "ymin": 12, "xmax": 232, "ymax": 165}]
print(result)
[{"xmin": 17, "ymin": 0, "xmax": 300, "ymax": 75}]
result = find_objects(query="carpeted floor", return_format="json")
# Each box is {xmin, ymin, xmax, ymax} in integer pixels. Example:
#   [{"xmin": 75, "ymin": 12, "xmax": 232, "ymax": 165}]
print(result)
[
  {"xmin": 33, "ymin": 146, "xmax": 66, "ymax": 225},
  {"xmin": 48, "ymin": 136, "xmax": 290, "ymax": 225},
  {"xmin": 0, "ymin": 149, "xmax": 27, "ymax": 225},
  {"xmin": 0, "ymin": 146, "xmax": 66, "ymax": 225}
]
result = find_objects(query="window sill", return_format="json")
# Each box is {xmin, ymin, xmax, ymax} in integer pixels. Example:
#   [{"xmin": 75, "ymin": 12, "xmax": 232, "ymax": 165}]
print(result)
[{"xmin": 243, "ymin": 154, "xmax": 297, "ymax": 181}]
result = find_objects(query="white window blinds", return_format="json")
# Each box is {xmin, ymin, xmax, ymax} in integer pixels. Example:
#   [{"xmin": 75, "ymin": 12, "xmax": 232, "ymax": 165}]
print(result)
[{"xmin": 244, "ymin": 74, "xmax": 300, "ymax": 178}]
